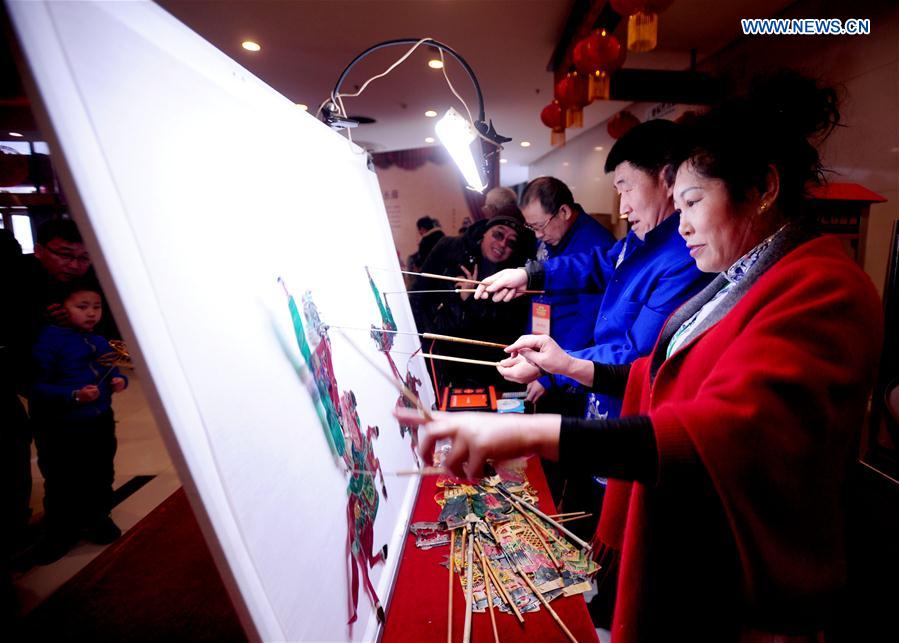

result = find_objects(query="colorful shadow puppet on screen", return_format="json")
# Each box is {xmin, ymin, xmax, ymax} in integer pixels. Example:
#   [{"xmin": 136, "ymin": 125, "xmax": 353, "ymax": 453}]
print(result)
[
  {"xmin": 365, "ymin": 268, "xmax": 424, "ymax": 466},
  {"xmin": 278, "ymin": 279, "xmax": 387, "ymax": 624}
]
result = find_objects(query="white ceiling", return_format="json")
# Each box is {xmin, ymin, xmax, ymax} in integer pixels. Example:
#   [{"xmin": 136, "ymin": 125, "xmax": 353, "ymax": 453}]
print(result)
[{"xmin": 60, "ymin": 1, "xmax": 794, "ymax": 182}]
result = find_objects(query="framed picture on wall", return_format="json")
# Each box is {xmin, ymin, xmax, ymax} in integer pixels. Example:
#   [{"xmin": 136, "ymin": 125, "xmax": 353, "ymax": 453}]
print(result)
[{"xmin": 864, "ymin": 220, "xmax": 899, "ymax": 483}]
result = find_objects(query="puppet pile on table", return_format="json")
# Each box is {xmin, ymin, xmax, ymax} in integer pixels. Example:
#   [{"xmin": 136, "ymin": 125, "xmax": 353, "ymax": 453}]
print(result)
[{"xmin": 409, "ymin": 461, "xmax": 598, "ymax": 618}]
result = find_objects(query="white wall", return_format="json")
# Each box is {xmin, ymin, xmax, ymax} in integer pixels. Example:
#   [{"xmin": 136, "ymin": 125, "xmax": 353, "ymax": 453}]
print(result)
[
  {"xmin": 702, "ymin": 0, "xmax": 899, "ymax": 295},
  {"xmin": 375, "ymin": 159, "xmax": 472, "ymax": 262}
]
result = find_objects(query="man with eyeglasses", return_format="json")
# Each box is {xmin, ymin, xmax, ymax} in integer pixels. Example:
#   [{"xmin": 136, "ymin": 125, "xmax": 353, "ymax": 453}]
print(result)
[
  {"xmin": 520, "ymin": 177, "xmax": 615, "ymax": 386},
  {"xmin": 23, "ymin": 218, "xmax": 120, "ymax": 341}
]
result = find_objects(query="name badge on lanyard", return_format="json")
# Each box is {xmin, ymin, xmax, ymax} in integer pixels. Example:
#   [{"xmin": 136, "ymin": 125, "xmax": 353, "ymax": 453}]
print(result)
[{"xmin": 531, "ymin": 302, "xmax": 551, "ymax": 336}]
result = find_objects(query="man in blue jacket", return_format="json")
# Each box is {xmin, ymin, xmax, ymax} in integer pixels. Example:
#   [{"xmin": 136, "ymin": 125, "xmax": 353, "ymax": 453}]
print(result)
[
  {"xmin": 479, "ymin": 119, "xmax": 713, "ymax": 419},
  {"xmin": 521, "ymin": 176, "xmax": 615, "ymax": 355}
]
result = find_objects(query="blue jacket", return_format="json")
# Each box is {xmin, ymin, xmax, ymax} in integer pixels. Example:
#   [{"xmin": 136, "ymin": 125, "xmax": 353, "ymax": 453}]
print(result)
[
  {"xmin": 538, "ymin": 213, "xmax": 713, "ymax": 417},
  {"xmin": 530, "ymin": 208, "xmax": 616, "ymax": 352},
  {"xmin": 30, "ymin": 324, "xmax": 127, "ymax": 421}
]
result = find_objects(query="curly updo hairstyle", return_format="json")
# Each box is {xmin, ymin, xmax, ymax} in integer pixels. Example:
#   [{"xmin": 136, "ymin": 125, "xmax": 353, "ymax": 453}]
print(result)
[{"xmin": 676, "ymin": 70, "xmax": 842, "ymax": 220}]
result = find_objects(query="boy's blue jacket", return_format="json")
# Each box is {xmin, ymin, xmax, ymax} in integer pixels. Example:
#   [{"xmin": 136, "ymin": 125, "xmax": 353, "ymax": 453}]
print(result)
[{"xmin": 30, "ymin": 324, "xmax": 127, "ymax": 420}]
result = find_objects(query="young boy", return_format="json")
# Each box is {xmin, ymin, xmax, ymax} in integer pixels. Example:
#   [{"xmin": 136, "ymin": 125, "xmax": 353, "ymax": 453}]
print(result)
[{"xmin": 29, "ymin": 281, "xmax": 127, "ymax": 564}]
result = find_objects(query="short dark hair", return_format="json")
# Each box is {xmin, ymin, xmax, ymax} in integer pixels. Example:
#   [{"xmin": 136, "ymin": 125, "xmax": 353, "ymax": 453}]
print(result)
[
  {"xmin": 604, "ymin": 119, "xmax": 684, "ymax": 185},
  {"xmin": 520, "ymin": 176, "xmax": 574, "ymax": 215},
  {"xmin": 673, "ymin": 70, "xmax": 840, "ymax": 218},
  {"xmin": 36, "ymin": 218, "xmax": 82, "ymax": 246},
  {"xmin": 416, "ymin": 216, "xmax": 438, "ymax": 231},
  {"xmin": 57, "ymin": 277, "xmax": 101, "ymax": 304}
]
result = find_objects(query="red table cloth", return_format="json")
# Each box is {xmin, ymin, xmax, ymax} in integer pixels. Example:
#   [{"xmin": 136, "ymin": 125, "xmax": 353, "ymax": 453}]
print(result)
[{"xmin": 382, "ymin": 457, "xmax": 600, "ymax": 642}]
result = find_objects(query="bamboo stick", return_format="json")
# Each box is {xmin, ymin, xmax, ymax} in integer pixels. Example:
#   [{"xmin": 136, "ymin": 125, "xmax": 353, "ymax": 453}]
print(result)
[
  {"xmin": 475, "ymin": 540, "xmax": 524, "ymax": 624},
  {"xmin": 387, "ymin": 289, "xmax": 544, "ymax": 296},
  {"xmin": 513, "ymin": 561, "xmax": 579, "ymax": 643},
  {"xmin": 421, "ymin": 353, "xmax": 499, "ymax": 367},
  {"xmin": 401, "ymin": 270, "xmax": 485, "ymax": 286},
  {"xmin": 335, "ymin": 329, "xmax": 432, "ymax": 421},
  {"xmin": 345, "ymin": 466, "xmax": 448, "ymax": 477},
  {"xmin": 483, "ymin": 523, "xmax": 577, "ymax": 641},
  {"xmin": 329, "ymin": 324, "xmax": 508, "ymax": 349},
  {"xmin": 423, "ymin": 333, "xmax": 508, "ymax": 349},
  {"xmin": 397, "ymin": 269, "xmax": 544, "ymax": 294},
  {"xmin": 512, "ymin": 500, "xmax": 563, "ymax": 570},
  {"xmin": 463, "ymin": 527, "xmax": 474, "ymax": 643},
  {"xmin": 547, "ymin": 512, "xmax": 588, "ymax": 519},
  {"xmin": 448, "ymin": 529, "xmax": 455, "ymax": 643},
  {"xmin": 495, "ymin": 488, "xmax": 591, "ymax": 551},
  {"xmin": 556, "ymin": 513, "xmax": 593, "ymax": 524},
  {"xmin": 475, "ymin": 545, "xmax": 500, "ymax": 643}
]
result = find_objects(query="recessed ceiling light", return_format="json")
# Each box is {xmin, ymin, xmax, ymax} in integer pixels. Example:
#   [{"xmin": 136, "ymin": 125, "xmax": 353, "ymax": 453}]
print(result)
[
  {"xmin": 563, "ymin": 162, "xmax": 570, "ymax": 167},
  {"xmin": 424, "ymin": 110, "xmax": 438, "ymax": 118},
  {"xmin": 296, "ymin": 103, "xmax": 308, "ymax": 111},
  {"xmin": 594, "ymin": 146, "xmax": 604, "ymax": 151},
  {"xmin": 520, "ymin": 141, "xmax": 531, "ymax": 148},
  {"xmin": 500, "ymin": 158, "xmax": 508, "ymax": 164},
  {"xmin": 241, "ymin": 40, "xmax": 261, "ymax": 52},
  {"xmin": 428, "ymin": 59, "xmax": 444, "ymax": 69},
  {"xmin": 425, "ymin": 137, "xmax": 435, "ymax": 143},
  {"xmin": 8, "ymin": 131, "xmax": 23, "ymax": 137}
]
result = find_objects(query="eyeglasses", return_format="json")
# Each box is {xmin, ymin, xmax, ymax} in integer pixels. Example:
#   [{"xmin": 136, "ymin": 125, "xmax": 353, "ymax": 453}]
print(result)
[
  {"xmin": 523, "ymin": 211, "xmax": 558, "ymax": 233},
  {"xmin": 489, "ymin": 228, "xmax": 518, "ymax": 246},
  {"xmin": 44, "ymin": 245, "xmax": 91, "ymax": 265}
]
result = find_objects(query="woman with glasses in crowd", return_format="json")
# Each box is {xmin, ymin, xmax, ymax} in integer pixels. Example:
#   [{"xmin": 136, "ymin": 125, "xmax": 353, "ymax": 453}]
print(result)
[{"xmin": 409, "ymin": 206, "xmax": 535, "ymax": 390}]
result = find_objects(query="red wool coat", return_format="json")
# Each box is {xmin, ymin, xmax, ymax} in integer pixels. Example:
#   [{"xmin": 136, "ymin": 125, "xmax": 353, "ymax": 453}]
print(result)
[{"xmin": 599, "ymin": 236, "xmax": 883, "ymax": 642}]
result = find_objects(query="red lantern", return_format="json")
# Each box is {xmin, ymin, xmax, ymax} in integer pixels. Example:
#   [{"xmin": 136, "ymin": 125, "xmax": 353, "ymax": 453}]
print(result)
[
  {"xmin": 573, "ymin": 30, "xmax": 624, "ymax": 101},
  {"xmin": 572, "ymin": 38, "xmax": 599, "ymax": 75},
  {"xmin": 574, "ymin": 30, "xmax": 622, "ymax": 72},
  {"xmin": 540, "ymin": 101, "xmax": 566, "ymax": 146},
  {"xmin": 607, "ymin": 110, "xmax": 640, "ymax": 139},
  {"xmin": 554, "ymin": 72, "xmax": 589, "ymax": 128}
]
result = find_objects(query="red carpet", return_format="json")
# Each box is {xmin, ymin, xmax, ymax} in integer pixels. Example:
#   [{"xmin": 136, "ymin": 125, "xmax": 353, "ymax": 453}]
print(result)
[{"xmin": 22, "ymin": 488, "xmax": 247, "ymax": 642}]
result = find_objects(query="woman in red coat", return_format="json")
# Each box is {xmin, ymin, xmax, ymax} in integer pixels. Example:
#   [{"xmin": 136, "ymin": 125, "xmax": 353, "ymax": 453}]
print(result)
[{"xmin": 397, "ymin": 71, "xmax": 884, "ymax": 642}]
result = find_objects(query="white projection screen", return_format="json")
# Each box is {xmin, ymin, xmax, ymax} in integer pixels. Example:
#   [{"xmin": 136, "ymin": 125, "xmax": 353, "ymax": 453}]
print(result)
[{"xmin": 7, "ymin": 1, "xmax": 435, "ymax": 640}]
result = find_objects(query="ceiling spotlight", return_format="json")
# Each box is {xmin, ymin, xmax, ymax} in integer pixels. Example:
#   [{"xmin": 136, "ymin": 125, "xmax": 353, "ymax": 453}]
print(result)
[
  {"xmin": 500, "ymin": 159, "xmax": 508, "ymax": 164},
  {"xmin": 562, "ymin": 162, "xmax": 570, "ymax": 166},
  {"xmin": 594, "ymin": 146, "xmax": 604, "ymax": 151},
  {"xmin": 520, "ymin": 141, "xmax": 531, "ymax": 148},
  {"xmin": 241, "ymin": 40, "xmax": 261, "ymax": 52},
  {"xmin": 424, "ymin": 110, "xmax": 438, "ymax": 118},
  {"xmin": 424, "ymin": 136, "xmax": 435, "ymax": 143},
  {"xmin": 428, "ymin": 59, "xmax": 444, "ymax": 69},
  {"xmin": 8, "ymin": 131, "xmax": 23, "ymax": 137},
  {"xmin": 296, "ymin": 103, "xmax": 308, "ymax": 111}
]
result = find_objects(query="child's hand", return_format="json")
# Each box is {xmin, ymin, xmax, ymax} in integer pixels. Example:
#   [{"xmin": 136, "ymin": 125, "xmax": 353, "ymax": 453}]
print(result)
[
  {"xmin": 111, "ymin": 377, "xmax": 126, "ymax": 393},
  {"xmin": 46, "ymin": 303, "xmax": 70, "ymax": 325},
  {"xmin": 75, "ymin": 385, "xmax": 100, "ymax": 403}
]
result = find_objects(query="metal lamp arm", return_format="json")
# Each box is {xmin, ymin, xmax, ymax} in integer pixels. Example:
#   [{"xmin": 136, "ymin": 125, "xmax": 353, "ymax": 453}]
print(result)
[{"xmin": 330, "ymin": 37, "xmax": 487, "ymax": 124}]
